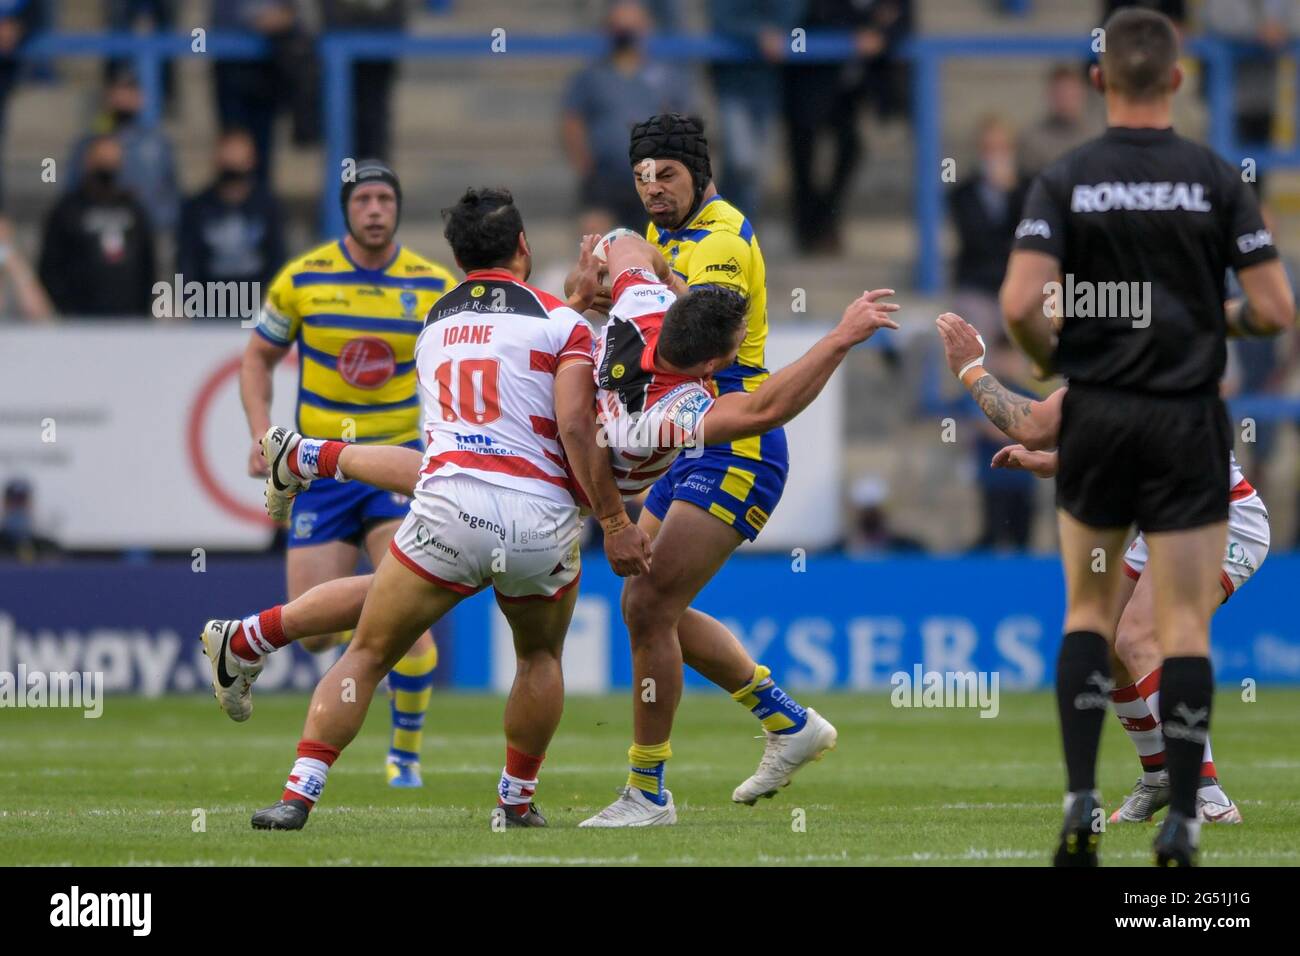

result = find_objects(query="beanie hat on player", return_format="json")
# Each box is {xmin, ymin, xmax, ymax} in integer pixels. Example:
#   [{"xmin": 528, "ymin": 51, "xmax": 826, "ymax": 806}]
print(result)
[
  {"xmin": 340, "ymin": 158, "xmax": 402, "ymax": 241},
  {"xmin": 628, "ymin": 113, "xmax": 713, "ymax": 209}
]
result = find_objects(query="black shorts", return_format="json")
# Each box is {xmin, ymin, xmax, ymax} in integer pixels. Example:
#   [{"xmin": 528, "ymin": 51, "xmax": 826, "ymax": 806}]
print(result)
[{"xmin": 1056, "ymin": 385, "xmax": 1230, "ymax": 533}]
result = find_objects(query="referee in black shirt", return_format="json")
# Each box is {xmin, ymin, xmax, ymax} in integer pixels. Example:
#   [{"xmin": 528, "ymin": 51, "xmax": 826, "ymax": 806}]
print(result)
[{"xmin": 1002, "ymin": 8, "xmax": 1294, "ymax": 866}]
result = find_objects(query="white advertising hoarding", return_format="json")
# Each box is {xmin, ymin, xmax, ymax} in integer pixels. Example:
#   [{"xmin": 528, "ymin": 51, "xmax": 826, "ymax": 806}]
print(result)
[{"xmin": 0, "ymin": 324, "xmax": 842, "ymax": 551}]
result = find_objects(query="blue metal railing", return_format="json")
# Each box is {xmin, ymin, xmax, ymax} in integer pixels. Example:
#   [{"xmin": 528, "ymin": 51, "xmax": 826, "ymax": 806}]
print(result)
[{"xmin": 14, "ymin": 30, "xmax": 1299, "ymax": 293}]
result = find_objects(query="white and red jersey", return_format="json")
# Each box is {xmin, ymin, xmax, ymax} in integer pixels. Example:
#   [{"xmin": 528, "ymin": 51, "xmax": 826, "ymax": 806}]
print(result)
[
  {"xmin": 414, "ymin": 268, "xmax": 593, "ymax": 507},
  {"xmin": 594, "ymin": 267, "xmax": 715, "ymax": 494},
  {"xmin": 1228, "ymin": 451, "xmax": 1253, "ymax": 502}
]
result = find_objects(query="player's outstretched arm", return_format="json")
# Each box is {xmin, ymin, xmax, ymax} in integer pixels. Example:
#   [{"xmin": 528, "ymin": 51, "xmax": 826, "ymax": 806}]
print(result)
[
  {"xmin": 701, "ymin": 289, "xmax": 899, "ymax": 444},
  {"xmin": 335, "ymin": 444, "xmax": 424, "ymax": 497},
  {"xmin": 553, "ymin": 358, "xmax": 652, "ymax": 577},
  {"xmin": 991, "ymin": 444, "xmax": 1059, "ymax": 478},
  {"xmin": 936, "ymin": 311, "xmax": 1063, "ymax": 451}
]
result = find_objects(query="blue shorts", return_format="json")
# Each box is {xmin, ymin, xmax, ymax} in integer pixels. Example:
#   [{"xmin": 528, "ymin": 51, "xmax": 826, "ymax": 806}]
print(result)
[
  {"xmin": 288, "ymin": 477, "xmax": 411, "ymax": 548},
  {"xmin": 644, "ymin": 438, "xmax": 789, "ymax": 542}
]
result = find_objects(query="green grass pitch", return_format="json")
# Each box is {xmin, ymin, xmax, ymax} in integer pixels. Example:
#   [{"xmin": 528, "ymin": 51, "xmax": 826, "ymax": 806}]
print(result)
[{"xmin": 2, "ymin": 690, "xmax": 1298, "ymax": 866}]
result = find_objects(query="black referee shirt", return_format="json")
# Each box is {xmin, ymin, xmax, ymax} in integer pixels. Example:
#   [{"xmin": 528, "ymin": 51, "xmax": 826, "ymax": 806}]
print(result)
[{"xmin": 1012, "ymin": 126, "xmax": 1278, "ymax": 393}]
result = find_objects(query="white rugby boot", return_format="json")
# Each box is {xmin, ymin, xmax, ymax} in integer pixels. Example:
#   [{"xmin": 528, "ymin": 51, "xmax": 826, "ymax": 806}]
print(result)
[
  {"xmin": 578, "ymin": 786, "xmax": 677, "ymax": 828},
  {"xmin": 261, "ymin": 425, "xmax": 310, "ymax": 522},
  {"xmin": 1197, "ymin": 782, "xmax": 1243, "ymax": 824},
  {"xmin": 200, "ymin": 619, "xmax": 265, "ymax": 722},
  {"xmin": 732, "ymin": 707, "xmax": 838, "ymax": 805}
]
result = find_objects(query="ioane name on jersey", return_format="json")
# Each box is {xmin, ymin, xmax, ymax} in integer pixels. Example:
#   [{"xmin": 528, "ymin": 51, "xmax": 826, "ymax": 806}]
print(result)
[{"xmin": 414, "ymin": 269, "xmax": 593, "ymax": 507}]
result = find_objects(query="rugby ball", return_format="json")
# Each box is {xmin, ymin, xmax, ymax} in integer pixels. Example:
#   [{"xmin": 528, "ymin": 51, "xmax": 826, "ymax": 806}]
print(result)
[{"xmin": 593, "ymin": 228, "xmax": 642, "ymax": 263}]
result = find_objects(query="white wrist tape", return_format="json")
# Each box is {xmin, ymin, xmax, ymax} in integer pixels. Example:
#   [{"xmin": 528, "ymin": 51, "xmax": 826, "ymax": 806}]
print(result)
[{"xmin": 957, "ymin": 333, "xmax": 987, "ymax": 379}]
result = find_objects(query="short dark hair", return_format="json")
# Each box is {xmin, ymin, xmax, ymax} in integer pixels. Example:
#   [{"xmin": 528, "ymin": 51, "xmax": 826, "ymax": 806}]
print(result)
[
  {"xmin": 441, "ymin": 187, "xmax": 524, "ymax": 271},
  {"xmin": 659, "ymin": 285, "xmax": 748, "ymax": 368},
  {"xmin": 1100, "ymin": 8, "xmax": 1179, "ymax": 101}
]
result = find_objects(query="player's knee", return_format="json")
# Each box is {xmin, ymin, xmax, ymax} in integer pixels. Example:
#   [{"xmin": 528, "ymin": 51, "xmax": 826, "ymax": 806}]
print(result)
[
  {"xmin": 622, "ymin": 578, "xmax": 676, "ymax": 644},
  {"xmin": 1114, "ymin": 614, "xmax": 1155, "ymax": 669}
]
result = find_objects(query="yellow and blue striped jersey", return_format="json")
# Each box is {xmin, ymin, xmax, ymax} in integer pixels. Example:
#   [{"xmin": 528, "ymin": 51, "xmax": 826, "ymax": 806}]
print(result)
[
  {"xmin": 647, "ymin": 195, "xmax": 774, "ymax": 460},
  {"xmin": 254, "ymin": 240, "xmax": 456, "ymax": 446}
]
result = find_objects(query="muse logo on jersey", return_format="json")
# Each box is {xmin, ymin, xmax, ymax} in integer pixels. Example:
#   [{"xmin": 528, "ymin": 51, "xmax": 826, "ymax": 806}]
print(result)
[
  {"xmin": 1237, "ymin": 229, "xmax": 1275, "ymax": 255},
  {"xmin": 1070, "ymin": 181, "xmax": 1211, "ymax": 213},
  {"xmin": 50, "ymin": 887, "xmax": 151, "ymax": 936}
]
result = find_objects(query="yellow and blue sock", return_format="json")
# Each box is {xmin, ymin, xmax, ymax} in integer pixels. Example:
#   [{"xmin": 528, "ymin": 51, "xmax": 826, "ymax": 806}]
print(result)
[
  {"xmin": 627, "ymin": 741, "xmax": 672, "ymax": 806},
  {"xmin": 732, "ymin": 664, "xmax": 809, "ymax": 734},
  {"xmin": 386, "ymin": 642, "xmax": 438, "ymax": 768}
]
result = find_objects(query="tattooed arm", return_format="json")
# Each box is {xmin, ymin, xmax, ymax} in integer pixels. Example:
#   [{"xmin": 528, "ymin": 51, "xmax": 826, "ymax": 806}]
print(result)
[{"xmin": 936, "ymin": 311, "xmax": 1063, "ymax": 450}]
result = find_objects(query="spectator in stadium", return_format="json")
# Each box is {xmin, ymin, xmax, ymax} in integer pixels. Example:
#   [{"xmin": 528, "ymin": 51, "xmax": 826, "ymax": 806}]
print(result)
[
  {"xmin": 177, "ymin": 128, "xmax": 285, "ymax": 292},
  {"xmin": 1204, "ymin": 0, "xmax": 1293, "ymax": 185},
  {"xmin": 782, "ymin": 0, "xmax": 912, "ymax": 255},
  {"xmin": 0, "ymin": 478, "xmax": 59, "ymax": 561},
  {"xmin": 64, "ymin": 68, "xmax": 180, "ymax": 232},
  {"xmin": 707, "ymin": 0, "xmax": 796, "ymax": 220},
  {"xmin": 948, "ymin": 115, "xmax": 1025, "ymax": 341},
  {"xmin": 1017, "ymin": 64, "xmax": 1101, "ymax": 180},
  {"xmin": 561, "ymin": 0, "xmax": 696, "ymax": 236},
  {"xmin": 211, "ymin": 0, "xmax": 303, "ymax": 183},
  {"xmin": 843, "ymin": 476, "xmax": 925, "ymax": 555},
  {"xmin": 321, "ymin": 0, "xmax": 408, "ymax": 162},
  {"xmin": 0, "ymin": 0, "xmax": 41, "ymax": 206},
  {"xmin": 0, "ymin": 215, "xmax": 53, "ymax": 320},
  {"xmin": 106, "ymin": 0, "xmax": 178, "ymax": 108},
  {"xmin": 38, "ymin": 135, "xmax": 156, "ymax": 318}
]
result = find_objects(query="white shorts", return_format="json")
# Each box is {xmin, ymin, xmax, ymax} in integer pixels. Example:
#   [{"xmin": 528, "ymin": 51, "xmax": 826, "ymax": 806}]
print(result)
[
  {"xmin": 1123, "ymin": 492, "xmax": 1270, "ymax": 600},
  {"xmin": 389, "ymin": 474, "xmax": 582, "ymax": 602}
]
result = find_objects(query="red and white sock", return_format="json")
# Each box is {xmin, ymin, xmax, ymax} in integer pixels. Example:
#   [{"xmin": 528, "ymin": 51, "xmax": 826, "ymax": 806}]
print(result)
[
  {"xmin": 497, "ymin": 746, "xmax": 544, "ymax": 808},
  {"xmin": 1201, "ymin": 735, "xmax": 1217, "ymax": 781},
  {"xmin": 230, "ymin": 606, "xmax": 288, "ymax": 662},
  {"xmin": 283, "ymin": 739, "xmax": 341, "ymax": 807},
  {"xmin": 292, "ymin": 438, "xmax": 348, "ymax": 482},
  {"xmin": 1111, "ymin": 668, "xmax": 1167, "ymax": 784}
]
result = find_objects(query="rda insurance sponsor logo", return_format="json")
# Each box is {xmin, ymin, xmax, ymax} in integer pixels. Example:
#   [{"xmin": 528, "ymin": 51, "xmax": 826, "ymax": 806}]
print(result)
[
  {"xmin": 0, "ymin": 664, "xmax": 102, "ymax": 717},
  {"xmin": 50, "ymin": 886, "xmax": 151, "ymax": 936}
]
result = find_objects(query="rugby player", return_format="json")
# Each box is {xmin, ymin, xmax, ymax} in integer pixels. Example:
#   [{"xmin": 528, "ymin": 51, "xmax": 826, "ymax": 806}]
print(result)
[
  {"xmin": 217, "ymin": 160, "xmax": 456, "ymax": 789},
  {"xmin": 938, "ymin": 311, "xmax": 1265, "ymax": 825},
  {"xmin": 566, "ymin": 114, "xmax": 846, "ymax": 825},
  {"xmin": 207, "ymin": 233, "xmax": 898, "ymax": 826},
  {"xmin": 247, "ymin": 187, "xmax": 649, "ymax": 831},
  {"xmin": 999, "ymin": 9, "xmax": 1293, "ymax": 865}
]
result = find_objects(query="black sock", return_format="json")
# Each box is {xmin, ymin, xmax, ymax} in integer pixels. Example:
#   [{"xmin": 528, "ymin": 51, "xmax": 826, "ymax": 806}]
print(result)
[
  {"xmin": 1056, "ymin": 631, "xmax": 1111, "ymax": 793},
  {"xmin": 1159, "ymin": 656, "xmax": 1213, "ymax": 818}
]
